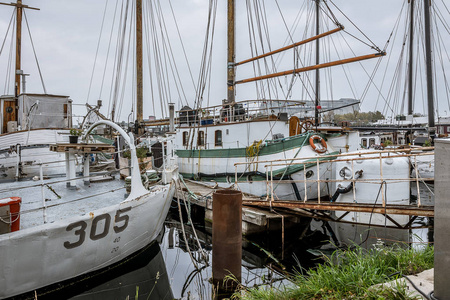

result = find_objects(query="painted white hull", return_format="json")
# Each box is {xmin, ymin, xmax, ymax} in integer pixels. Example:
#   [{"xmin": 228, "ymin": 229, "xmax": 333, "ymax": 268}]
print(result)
[
  {"xmin": 210, "ymin": 160, "xmax": 333, "ymax": 200},
  {"xmin": 334, "ymin": 150, "xmax": 411, "ymax": 226},
  {"xmin": 0, "ymin": 181, "xmax": 175, "ymax": 298},
  {"xmin": 0, "ymin": 129, "xmax": 69, "ymax": 179},
  {"xmin": 179, "ymin": 144, "xmax": 329, "ymax": 175},
  {"xmin": 178, "ymin": 135, "xmax": 335, "ymax": 200}
]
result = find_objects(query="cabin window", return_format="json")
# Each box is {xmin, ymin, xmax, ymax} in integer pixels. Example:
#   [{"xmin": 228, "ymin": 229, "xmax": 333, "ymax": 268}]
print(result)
[
  {"xmin": 362, "ymin": 138, "xmax": 367, "ymax": 148},
  {"xmin": 182, "ymin": 132, "xmax": 189, "ymax": 146},
  {"xmin": 197, "ymin": 131, "xmax": 205, "ymax": 146},
  {"xmin": 369, "ymin": 138, "xmax": 376, "ymax": 147},
  {"xmin": 215, "ymin": 130, "xmax": 222, "ymax": 146}
]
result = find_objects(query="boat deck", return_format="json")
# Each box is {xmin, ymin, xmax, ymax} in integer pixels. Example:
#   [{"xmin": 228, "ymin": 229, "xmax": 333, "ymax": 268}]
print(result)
[{"xmin": 0, "ymin": 173, "xmax": 126, "ymax": 230}]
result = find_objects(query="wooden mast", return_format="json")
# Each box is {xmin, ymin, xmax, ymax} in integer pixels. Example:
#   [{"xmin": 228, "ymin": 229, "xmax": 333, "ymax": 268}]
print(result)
[
  {"xmin": 15, "ymin": 0, "xmax": 23, "ymax": 99},
  {"xmin": 0, "ymin": 1, "xmax": 39, "ymax": 123},
  {"xmin": 226, "ymin": 0, "xmax": 235, "ymax": 105},
  {"xmin": 314, "ymin": 0, "xmax": 320, "ymax": 127},
  {"xmin": 408, "ymin": 0, "xmax": 414, "ymax": 116},
  {"xmin": 423, "ymin": 0, "xmax": 435, "ymax": 138},
  {"xmin": 136, "ymin": 0, "xmax": 143, "ymax": 133}
]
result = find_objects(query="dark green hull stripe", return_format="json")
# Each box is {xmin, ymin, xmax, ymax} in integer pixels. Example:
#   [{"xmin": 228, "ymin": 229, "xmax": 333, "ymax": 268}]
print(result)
[
  {"xmin": 179, "ymin": 152, "xmax": 338, "ymax": 182},
  {"xmin": 177, "ymin": 133, "xmax": 314, "ymax": 158}
]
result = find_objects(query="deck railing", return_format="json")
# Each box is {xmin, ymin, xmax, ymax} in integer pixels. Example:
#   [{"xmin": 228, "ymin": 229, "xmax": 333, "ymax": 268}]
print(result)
[{"xmin": 234, "ymin": 147, "xmax": 434, "ymax": 208}]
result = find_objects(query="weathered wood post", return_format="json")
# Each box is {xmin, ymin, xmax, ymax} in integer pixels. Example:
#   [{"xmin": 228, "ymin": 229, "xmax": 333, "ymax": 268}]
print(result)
[
  {"xmin": 434, "ymin": 139, "xmax": 450, "ymax": 299},
  {"xmin": 212, "ymin": 189, "xmax": 242, "ymax": 292}
]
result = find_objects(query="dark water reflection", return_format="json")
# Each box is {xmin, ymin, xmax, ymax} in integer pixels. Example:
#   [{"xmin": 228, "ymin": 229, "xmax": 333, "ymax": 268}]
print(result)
[{"xmin": 160, "ymin": 210, "xmax": 325, "ymax": 299}]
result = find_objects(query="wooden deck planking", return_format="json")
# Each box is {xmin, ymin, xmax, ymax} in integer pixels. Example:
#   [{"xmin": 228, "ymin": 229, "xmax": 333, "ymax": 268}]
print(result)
[{"xmin": 50, "ymin": 143, "xmax": 115, "ymax": 154}]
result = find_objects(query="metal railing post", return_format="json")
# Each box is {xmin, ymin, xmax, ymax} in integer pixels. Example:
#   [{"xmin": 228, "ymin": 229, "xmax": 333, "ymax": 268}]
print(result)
[
  {"xmin": 414, "ymin": 155, "xmax": 421, "ymax": 207},
  {"xmin": 352, "ymin": 160, "xmax": 356, "ymax": 202},
  {"xmin": 303, "ymin": 163, "xmax": 307, "ymax": 202},
  {"xmin": 380, "ymin": 153, "xmax": 385, "ymax": 207},
  {"xmin": 40, "ymin": 161, "xmax": 47, "ymax": 224},
  {"xmin": 317, "ymin": 158, "xmax": 320, "ymax": 203}
]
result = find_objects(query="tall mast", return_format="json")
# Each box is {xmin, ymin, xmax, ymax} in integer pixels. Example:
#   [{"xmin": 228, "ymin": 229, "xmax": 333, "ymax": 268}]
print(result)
[
  {"xmin": 314, "ymin": 0, "xmax": 320, "ymax": 127},
  {"xmin": 423, "ymin": 0, "xmax": 435, "ymax": 138},
  {"xmin": 227, "ymin": 0, "xmax": 235, "ymax": 105},
  {"xmin": 0, "ymin": 1, "xmax": 39, "ymax": 121},
  {"xmin": 136, "ymin": 0, "xmax": 143, "ymax": 132},
  {"xmin": 15, "ymin": 0, "xmax": 23, "ymax": 98},
  {"xmin": 407, "ymin": 0, "xmax": 414, "ymax": 116}
]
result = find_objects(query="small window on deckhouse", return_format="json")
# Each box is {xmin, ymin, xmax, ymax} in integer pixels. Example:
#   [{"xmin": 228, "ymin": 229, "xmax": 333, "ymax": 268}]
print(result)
[
  {"xmin": 182, "ymin": 131, "xmax": 189, "ymax": 146},
  {"xmin": 197, "ymin": 131, "xmax": 205, "ymax": 146},
  {"xmin": 215, "ymin": 130, "xmax": 222, "ymax": 146},
  {"xmin": 362, "ymin": 138, "xmax": 368, "ymax": 148}
]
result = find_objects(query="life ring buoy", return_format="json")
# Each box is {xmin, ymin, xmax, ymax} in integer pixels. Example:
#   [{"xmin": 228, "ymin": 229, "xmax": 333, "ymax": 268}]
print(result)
[{"xmin": 309, "ymin": 135, "xmax": 327, "ymax": 153}]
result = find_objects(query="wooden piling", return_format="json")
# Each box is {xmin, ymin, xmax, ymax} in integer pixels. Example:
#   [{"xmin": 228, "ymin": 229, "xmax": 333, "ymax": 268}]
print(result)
[{"xmin": 212, "ymin": 189, "xmax": 242, "ymax": 291}]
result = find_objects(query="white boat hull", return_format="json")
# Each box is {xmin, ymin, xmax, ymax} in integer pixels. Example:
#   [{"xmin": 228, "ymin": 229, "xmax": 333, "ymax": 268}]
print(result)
[
  {"xmin": 0, "ymin": 183, "xmax": 174, "ymax": 299},
  {"xmin": 334, "ymin": 150, "xmax": 411, "ymax": 226},
  {"xmin": 178, "ymin": 134, "xmax": 335, "ymax": 200}
]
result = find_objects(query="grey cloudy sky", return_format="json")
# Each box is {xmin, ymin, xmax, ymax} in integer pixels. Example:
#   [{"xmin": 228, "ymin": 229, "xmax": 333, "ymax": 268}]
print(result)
[{"xmin": 0, "ymin": 0, "xmax": 448, "ymax": 122}]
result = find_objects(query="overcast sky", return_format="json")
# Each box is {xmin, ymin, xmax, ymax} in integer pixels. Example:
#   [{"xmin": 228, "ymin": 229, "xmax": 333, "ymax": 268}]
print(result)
[{"xmin": 0, "ymin": 0, "xmax": 448, "ymax": 123}]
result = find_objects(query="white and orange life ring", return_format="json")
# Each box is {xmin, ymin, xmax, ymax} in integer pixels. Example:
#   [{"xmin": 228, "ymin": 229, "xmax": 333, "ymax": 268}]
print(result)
[{"xmin": 309, "ymin": 135, "xmax": 327, "ymax": 153}]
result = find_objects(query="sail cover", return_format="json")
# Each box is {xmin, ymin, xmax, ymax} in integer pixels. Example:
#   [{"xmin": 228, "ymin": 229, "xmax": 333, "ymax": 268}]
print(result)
[{"xmin": 18, "ymin": 94, "xmax": 72, "ymax": 129}]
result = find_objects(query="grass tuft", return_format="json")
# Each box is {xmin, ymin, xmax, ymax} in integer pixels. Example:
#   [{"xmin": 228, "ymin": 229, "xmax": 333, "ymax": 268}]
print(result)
[{"xmin": 235, "ymin": 244, "xmax": 433, "ymax": 300}]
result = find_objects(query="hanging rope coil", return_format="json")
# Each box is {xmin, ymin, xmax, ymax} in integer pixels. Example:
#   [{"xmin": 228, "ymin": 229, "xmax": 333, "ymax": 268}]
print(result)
[{"xmin": 246, "ymin": 140, "xmax": 263, "ymax": 157}]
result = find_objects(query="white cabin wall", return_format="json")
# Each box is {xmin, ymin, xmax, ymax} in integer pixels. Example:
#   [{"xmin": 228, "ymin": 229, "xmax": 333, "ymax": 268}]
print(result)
[{"xmin": 176, "ymin": 120, "xmax": 289, "ymax": 150}]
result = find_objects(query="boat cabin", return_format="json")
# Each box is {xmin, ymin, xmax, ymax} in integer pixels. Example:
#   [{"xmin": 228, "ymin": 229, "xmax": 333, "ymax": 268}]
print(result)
[
  {"xmin": 175, "ymin": 100, "xmax": 306, "ymax": 150},
  {"xmin": 0, "ymin": 93, "xmax": 72, "ymax": 134}
]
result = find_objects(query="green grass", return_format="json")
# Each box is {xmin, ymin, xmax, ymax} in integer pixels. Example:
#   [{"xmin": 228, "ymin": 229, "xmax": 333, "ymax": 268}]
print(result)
[{"xmin": 234, "ymin": 244, "xmax": 433, "ymax": 300}]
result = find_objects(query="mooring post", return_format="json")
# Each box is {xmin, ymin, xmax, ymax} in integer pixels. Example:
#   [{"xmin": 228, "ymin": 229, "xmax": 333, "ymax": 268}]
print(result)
[
  {"xmin": 212, "ymin": 189, "xmax": 242, "ymax": 293},
  {"xmin": 434, "ymin": 139, "xmax": 450, "ymax": 299},
  {"xmin": 168, "ymin": 102, "xmax": 175, "ymax": 132},
  {"xmin": 83, "ymin": 154, "xmax": 90, "ymax": 186}
]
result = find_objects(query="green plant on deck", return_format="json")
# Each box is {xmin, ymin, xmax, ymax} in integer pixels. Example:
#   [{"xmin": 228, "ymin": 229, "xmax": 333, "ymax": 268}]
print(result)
[
  {"xmin": 383, "ymin": 139, "xmax": 393, "ymax": 147},
  {"xmin": 234, "ymin": 244, "xmax": 434, "ymax": 300},
  {"xmin": 69, "ymin": 128, "xmax": 82, "ymax": 136},
  {"xmin": 423, "ymin": 139, "xmax": 431, "ymax": 147},
  {"xmin": 123, "ymin": 146, "xmax": 150, "ymax": 159}
]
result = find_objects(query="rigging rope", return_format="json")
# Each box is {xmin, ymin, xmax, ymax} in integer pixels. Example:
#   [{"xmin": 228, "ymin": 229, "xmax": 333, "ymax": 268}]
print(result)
[
  {"xmin": 0, "ymin": 10, "xmax": 14, "ymax": 58},
  {"xmin": 168, "ymin": 0, "xmax": 196, "ymax": 97},
  {"xmin": 24, "ymin": 11, "xmax": 47, "ymax": 94},
  {"xmin": 4, "ymin": 21, "xmax": 15, "ymax": 94},
  {"xmin": 86, "ymin": 0, "xmax": 110, "ymax": 105},
  {"xmin": 329, "ymin": 0, "xmax": 382, "ymax": 52},
  {"xmin": 100, "ymin": 0, "xmax": 119, "ymax": 115},
  {"xmin": 246, "ymin": 140, "xmax": 263, "ymax": 157}
]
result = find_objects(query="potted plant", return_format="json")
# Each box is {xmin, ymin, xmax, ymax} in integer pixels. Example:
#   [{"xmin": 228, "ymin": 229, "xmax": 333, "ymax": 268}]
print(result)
[
  {"xmin": 122, "ymin": 146, "xmax": 152, "ymax": 172},
  {"xmin": 69, "ymin": 128, "xmax": 82, "ymax": 144}
]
